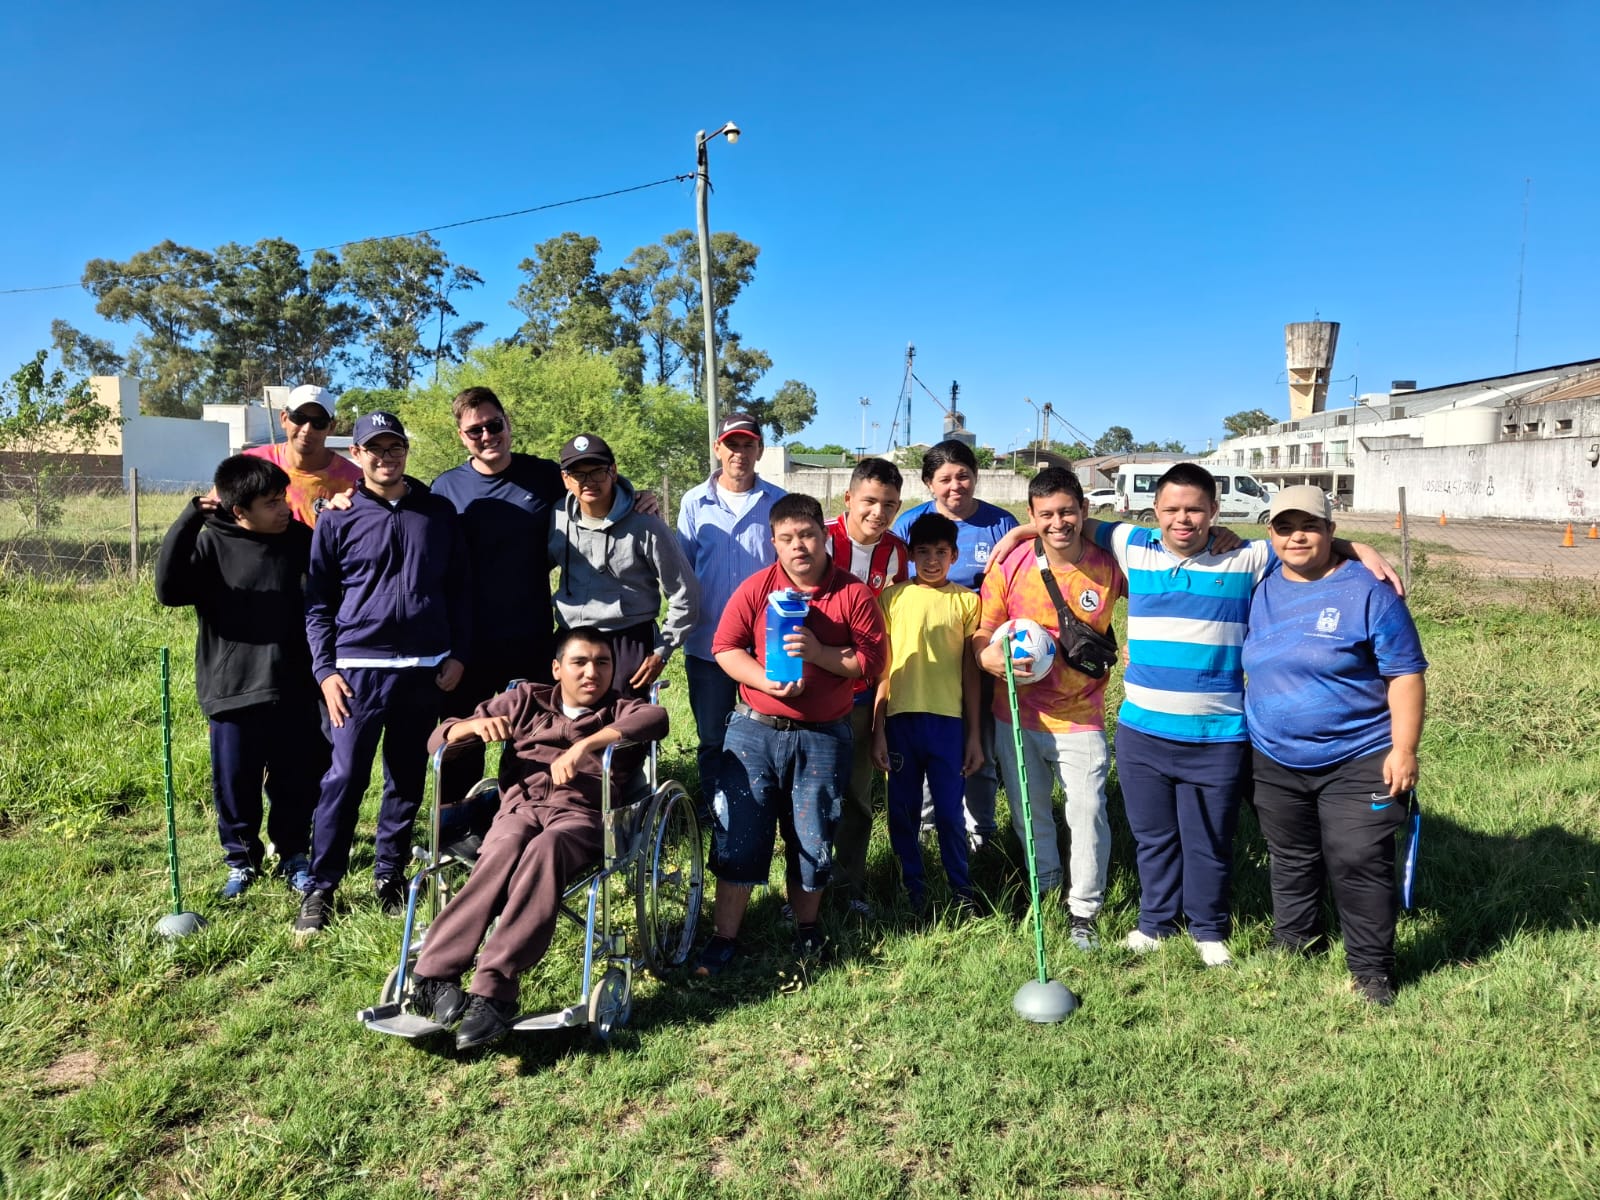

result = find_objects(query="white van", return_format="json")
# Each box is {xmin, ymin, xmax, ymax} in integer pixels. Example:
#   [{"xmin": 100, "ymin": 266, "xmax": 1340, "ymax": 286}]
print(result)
[{"xmin": 1113, "ymin": 463, "xmax": 1272, "ymax": 525}]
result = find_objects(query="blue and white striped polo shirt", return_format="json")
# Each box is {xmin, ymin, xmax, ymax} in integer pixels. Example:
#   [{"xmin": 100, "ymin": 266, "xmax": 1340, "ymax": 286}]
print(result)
[{"xmin": 1091, "ymin": 522, "xmax": 1275, "ymax": 743}]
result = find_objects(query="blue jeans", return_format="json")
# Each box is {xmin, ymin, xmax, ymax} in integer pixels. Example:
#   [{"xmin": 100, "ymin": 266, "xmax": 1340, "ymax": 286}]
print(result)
[
  {"xmin": 711, "ymin": 711, "xmax": 850, "ymax": 893},
  {"xmin": 685, "ymin": 654, "xmax": 739, "ymax": 808}
]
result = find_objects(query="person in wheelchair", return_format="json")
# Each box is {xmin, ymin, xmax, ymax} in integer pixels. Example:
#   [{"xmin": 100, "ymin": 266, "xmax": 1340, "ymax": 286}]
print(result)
[{"xmin": 407, "ymin": 625, "xmax": 668, "ymax": 1049}]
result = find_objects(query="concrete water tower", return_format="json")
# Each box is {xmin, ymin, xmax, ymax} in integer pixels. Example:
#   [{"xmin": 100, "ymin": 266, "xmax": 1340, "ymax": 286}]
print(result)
[{"xmin": 1284, "ymin": 321, "xmax": 1340, "ymax": 420}]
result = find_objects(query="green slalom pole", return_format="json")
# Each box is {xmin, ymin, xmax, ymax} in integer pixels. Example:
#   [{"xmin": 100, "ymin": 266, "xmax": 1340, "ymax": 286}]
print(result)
[
  {"xmin": 1002, "ymin": 632, "xmax": 1079, "ymax": 1022},
  {"xmin": 156, "ymin": 647, "xmax": 206, "ymax": 938},
  {"xmin": 1003, "ymin": 649, "xmax": 1050, "ymax": 984}
]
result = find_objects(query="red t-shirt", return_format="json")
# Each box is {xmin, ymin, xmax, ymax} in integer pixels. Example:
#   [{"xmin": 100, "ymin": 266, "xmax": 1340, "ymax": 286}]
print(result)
[{"xmin": 712, "ymin": 561, "xmax": 889, "ymax": 725}]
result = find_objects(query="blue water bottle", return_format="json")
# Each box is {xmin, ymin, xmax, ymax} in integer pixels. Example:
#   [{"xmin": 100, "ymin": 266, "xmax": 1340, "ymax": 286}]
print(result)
[{"xmin": 764, "ymin": 590, "xmax": 809, "ymax": 684}]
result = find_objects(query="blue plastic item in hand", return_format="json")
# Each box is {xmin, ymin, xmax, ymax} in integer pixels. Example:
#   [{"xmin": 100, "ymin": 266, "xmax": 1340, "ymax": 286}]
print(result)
[{"xmin": 764, "ymin": 590, "xmax": 809, "ymax": 683}]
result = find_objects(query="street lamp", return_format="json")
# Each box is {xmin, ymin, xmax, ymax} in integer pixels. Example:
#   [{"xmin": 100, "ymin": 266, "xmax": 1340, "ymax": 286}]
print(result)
[
  {"xmin": 1024, "ymin": 397, "xmax": 1042, "ymax": 467},
  {"xmin": 858, "ymin": 397, "xmax": 870, "ymax": 457},
  {"xmin": 696, "ymin": 120, "xmax": 740, "ymax": 468}
]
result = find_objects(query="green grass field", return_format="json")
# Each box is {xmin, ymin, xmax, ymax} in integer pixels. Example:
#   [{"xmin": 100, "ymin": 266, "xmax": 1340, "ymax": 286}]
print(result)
[{"xmin": 2, "ymin": 546, "xmax": 1598, "ymax": 1198}]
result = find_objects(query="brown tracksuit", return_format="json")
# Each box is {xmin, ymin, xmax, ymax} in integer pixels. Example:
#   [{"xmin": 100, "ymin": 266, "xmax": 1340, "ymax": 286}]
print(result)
[{"xmin": 413, "ymin": 682, "xmax": 668, "ymax": 1005}]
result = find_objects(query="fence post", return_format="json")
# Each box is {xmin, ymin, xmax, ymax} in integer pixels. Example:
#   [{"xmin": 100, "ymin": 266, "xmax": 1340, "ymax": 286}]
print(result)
[
  {"xmin": 129, "ymin": 468, "xmax": 140, "ymax": 577},
  {"xmin": 1397, "ymin": 485, "xmax": 1410, "ymax": 595}
]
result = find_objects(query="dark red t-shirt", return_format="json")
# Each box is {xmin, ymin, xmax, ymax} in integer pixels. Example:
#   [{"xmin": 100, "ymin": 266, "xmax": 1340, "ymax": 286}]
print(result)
[{"xmin": 712, "ymin": 561, "xmax": 888, "ymax": 724}]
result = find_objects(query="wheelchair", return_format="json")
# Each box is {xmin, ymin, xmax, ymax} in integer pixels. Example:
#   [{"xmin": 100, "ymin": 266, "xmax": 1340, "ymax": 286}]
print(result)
[{"xmin": 357, "ymin": 684, "xmax": 704, "ymax": 1045}]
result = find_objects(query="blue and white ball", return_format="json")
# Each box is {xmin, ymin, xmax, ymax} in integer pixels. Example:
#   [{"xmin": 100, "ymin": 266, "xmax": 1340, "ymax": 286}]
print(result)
[{"xmin": 991, "ymin": 618, "xmax": 1056, "ymax": 685}]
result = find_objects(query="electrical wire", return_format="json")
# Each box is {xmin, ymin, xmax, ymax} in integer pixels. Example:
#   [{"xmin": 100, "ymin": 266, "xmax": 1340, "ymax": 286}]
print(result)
[{"xmin": 0, "ymin": 173, "xmax": 694, "ymax": 297}]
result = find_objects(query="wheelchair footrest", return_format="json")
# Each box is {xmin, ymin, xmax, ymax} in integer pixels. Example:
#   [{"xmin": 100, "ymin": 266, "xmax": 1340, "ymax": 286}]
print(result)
[
  {"xmin": 511, "ymin": 1004, "xmax": 586, "ymax": 1032},
  {"xmin": 359, "ymin": 1005, "xmax": 448, "ymax": 1038}
]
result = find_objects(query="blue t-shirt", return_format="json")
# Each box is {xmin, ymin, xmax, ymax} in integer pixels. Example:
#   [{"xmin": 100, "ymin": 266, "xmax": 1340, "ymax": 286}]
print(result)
[
  {"xmin": 893, "ymin": 499, "xmax": 1018, "ymax": 591},
  {"xmin": 1242, "ymin": 562, "xmax": 1427, "ymax": 771}
]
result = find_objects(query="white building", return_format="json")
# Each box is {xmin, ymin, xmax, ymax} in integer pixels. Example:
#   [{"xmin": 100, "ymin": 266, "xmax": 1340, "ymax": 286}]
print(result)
[{"xmin": 1203, "ymin": 357, "xmax": 1600, "ymax": 520}]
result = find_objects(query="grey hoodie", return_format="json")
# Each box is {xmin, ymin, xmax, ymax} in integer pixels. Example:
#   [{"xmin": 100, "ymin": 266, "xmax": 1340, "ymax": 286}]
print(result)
[{"xmin": 548, "ymin": 476, "xmax": 700, "ymax": 658}]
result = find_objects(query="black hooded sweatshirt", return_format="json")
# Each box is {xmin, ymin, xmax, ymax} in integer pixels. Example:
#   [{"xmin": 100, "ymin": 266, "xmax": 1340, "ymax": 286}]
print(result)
[{"xmin": 154, "ymin": 498, "xmax": 316, "ymax": 717}]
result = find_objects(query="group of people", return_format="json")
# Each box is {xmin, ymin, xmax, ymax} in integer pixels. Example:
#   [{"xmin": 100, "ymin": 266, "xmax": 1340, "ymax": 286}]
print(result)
[{"xmin": 157, "ymin": 383, "xmax": 1428, "ymax": 1053}]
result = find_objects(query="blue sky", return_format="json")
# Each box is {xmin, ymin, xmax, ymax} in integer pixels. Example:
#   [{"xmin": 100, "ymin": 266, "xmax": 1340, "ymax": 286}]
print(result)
[{"xmin": 3, "ymin": 1, "xmax": 1596, "ymax": 454}]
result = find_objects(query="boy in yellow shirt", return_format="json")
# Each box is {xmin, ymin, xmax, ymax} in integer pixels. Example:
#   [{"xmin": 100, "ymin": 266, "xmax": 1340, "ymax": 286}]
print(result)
[{"xmin": 872, "ymin": 512, "xmax": 984, "ymax": 913}]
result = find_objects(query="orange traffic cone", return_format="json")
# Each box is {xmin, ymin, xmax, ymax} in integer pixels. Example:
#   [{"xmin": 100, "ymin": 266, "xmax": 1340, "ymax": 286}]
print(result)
[
  {"xmin": 1438, "ymin": 511, "xmax": 1447, "ymax": 526},
  {"xmin": 1561, "ymin": 523, "xmax": 1575, "ymax": 548},
  {"xmin": 1393, "ymin": 512, "xmax": 1402, "ymax": 529},
  {"xmin": 1589, "ymin": 523, "xmax": 1598, "ymax": 540}
]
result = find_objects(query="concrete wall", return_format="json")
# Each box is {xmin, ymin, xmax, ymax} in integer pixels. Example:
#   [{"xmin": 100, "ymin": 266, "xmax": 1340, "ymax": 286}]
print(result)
[
  {"xmin": 756, "ymin": 446, "xmax": 1031, "ymax": 508},
  {"xmin": 1357, "ymin": 429, "xmax": 1600, "ymax": 521},
  {"xmin": 94, "ymin": 377, "xmax": 232, "ymax": 491},
  {"xmin": 200, "ymin": 402, "xmax": 277, "ymax": 453}
]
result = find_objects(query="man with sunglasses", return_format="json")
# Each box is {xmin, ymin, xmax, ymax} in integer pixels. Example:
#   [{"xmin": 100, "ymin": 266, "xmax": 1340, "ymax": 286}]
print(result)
[{"xmin": 243, "ymin": 384, "xmax": 361, "ymax": 526}]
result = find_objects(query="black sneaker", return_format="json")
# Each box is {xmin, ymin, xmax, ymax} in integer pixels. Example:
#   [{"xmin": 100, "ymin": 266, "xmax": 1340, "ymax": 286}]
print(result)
[
  {"xmin": 693, "ymin": 935, "xmax": 739, "ymax": 978},
  {"xmin": 793, "ymin": 924, "xmax": 827, "ymax": 960},
  {"xmin": 409, "ymin": 975, "xmax": 467, "ymax": 1025},
  {"xmin": 1353, "ymin": 975, "xmax": 1396, "ymax": 1007},
  {"xmin": 294, "ymin": 887, "xmax": 334, "ymax": 935},
  {"xmin": 374, "ymin": 875, "xmax": 408, "ymax": 917},
  {"xmin": 455, "ymin": 994, "xmax": 517, "ymax": 1050},
  {"xmin": 1069, "ymin": 914, "xmax": 1100, "ymax": 951}
]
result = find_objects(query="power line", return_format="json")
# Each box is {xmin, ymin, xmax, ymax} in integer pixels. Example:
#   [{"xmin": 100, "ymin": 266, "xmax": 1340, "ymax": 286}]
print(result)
[{"xmin": 0, "ymin": 173, "xmax": 693, "ymax": 297}]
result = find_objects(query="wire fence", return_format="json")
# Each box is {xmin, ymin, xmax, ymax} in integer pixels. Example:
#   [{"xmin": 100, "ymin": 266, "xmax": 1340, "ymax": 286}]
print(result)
[{"xmin": 0, "ymin": 472, "xmax": 206, "ymax": 580}]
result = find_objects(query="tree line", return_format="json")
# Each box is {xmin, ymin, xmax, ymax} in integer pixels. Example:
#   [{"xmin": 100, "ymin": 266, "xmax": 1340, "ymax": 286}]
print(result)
[{"xmin": 48, "ymin": 230, "xmax": 818, "ymax": 440}]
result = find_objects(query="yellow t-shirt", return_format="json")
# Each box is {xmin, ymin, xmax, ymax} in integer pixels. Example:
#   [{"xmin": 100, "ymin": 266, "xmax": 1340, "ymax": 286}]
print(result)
[
  {"xmin": 244, "ymin": 443, "xmax": 363, "ymax": 527},
  {"xmin": 878, "ymin": 579, "xmax": 980, "ymax": 719}
]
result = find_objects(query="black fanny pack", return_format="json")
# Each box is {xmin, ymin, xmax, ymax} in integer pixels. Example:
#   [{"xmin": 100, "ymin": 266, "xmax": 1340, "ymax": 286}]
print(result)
[{"xmin": 1035, "ymin": 539, "xmax": 1118, "ymax": 679}]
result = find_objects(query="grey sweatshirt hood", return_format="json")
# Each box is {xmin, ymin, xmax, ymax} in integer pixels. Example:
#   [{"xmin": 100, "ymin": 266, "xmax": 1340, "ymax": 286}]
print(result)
[{"xmin": 549, "ymin": 476, "xmax": 699, "ymax": 655}]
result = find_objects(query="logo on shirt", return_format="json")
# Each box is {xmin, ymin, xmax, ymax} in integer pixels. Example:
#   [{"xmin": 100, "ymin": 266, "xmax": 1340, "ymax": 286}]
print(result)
[
  {"xmin": 1316, "ymin": 607, "xmax": 1342, "ymax": 634},
  {"xmin": 869, "ymin": 571, "xmax": 885, "ymax": 589},
  {"xmin": 312, "ymin": 496, "xmax": 328, "ymax": 515},
  {"xmin": 974, "ymin": 541, "xmax": 991, "ymax": 565},
  {"xmin": 1079, "ymin": 588, "xmax": 1101, "ymax": 614}
]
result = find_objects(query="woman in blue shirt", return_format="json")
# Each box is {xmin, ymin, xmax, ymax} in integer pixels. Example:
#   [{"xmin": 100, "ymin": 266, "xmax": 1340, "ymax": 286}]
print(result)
[{"xmin": 1243, "ymin": 487, "xmax": 1427, "ymax": 1006}]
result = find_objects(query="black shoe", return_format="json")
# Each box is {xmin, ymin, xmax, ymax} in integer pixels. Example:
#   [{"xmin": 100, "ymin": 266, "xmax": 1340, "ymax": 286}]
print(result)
[
  {"xmin": 1353, "ymin": 975, "xmax": 1396, "ymax": 1007},
  {"xmin": 693, "ymin": 935, "xmax": 739, "ymax": 978},
  {"xmin": 409, "ymin": 975, "xmax": 466, "ymax": 1025},
  {"xmin": 294, "ymin": 887, "xmax": 334, "ymax": 934},
  {"xmin": 374, "ymin": 875, "xmax": 408, "ymax": 917},
  {"xmin": 1069, "ymin": 914, "xmax": 1100, "ymax": 951},
  {"xmin": 793, "ymin": 924, "xmax": 827, "ymax": 960},
  {"xmin": 455, "ymin": 994, "xmax": 518, "ymax": 1049}
]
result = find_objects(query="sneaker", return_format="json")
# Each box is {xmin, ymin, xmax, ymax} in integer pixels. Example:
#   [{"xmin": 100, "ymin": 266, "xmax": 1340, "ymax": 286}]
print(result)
[
  {"xmin": 780, "ymin": 902, "xmax": 794, "ymax": 923},
  {"xmin": 1195, "ymin": 940, "xmax": 1234, "ymax": 968},
  {"xmin": 409, "ymin": 975, "xmax": 467, "ymax": 1025},
  {"xmin": 294, "ymin": 887, "xmax": 334, "ymax": 935},
  {"xmin": 220, "ymin": 866, "xmax": 257, "ymax": 901},
  {"xmin": 455, "ymin": 994, "xmax": 518, "ymax": 1050},
  {"xmin": 280, "ymin": 854, "xmax": 313, "ymax": 895},
  {"xmin": 693, "ymin": 935, "xmax": 739, "ymax": 978},
  {"xmin": 1069, "ymin": 914, "xmax": 1099, "ymax": 951},
  {"xmin": 374, "ymin": 875, "xmax": 408, "ymax": 917},
  {"xmin": 1124, "ymin": 929, "xmax": 1164, "ymax": 954},
  {"xmin": 1353, "ymin": 975, "xmax": 1396, "ymax": 1007},
  {"xmin": 793, "ymin": 924, "xmax": 827, "ymax": 960},
  {"xmin": 845, "ymin": 897, "xmax": 874, "ymax": 920}
]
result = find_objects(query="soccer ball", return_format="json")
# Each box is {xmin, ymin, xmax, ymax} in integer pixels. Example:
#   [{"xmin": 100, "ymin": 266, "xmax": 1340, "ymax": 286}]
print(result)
[{"xmin": 991, "ymin": 618, "xmax": 1056, "ymax": 685}]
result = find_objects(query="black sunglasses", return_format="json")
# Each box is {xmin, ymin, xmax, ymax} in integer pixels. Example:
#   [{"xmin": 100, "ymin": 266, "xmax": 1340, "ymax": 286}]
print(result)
[
  {"xmin": 287, "ymin": 409, "xmax": 332, "ymax": 431},
  {"xmin": 461, "ymin": 418, "xmax": 506, "ymax": 439}
]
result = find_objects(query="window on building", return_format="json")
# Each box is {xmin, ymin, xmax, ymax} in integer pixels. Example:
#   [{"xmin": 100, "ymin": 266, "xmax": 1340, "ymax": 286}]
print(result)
[
  {"xmin": 1288, "ymin": 445, "xmax": 1300, "ymax": 466},
  {"xmin": 1557, "ymin": 418, "xmax": 1573, "ymax": 432}
]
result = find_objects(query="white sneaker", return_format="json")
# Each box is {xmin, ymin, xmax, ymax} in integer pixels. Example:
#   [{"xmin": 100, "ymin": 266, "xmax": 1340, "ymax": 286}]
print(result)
[
  {"xmin": 1195, "ymin": 939, "xmax": 1234, "ymax": 968},
  {"xmin": 1123, "ymin": 929, "xmax": 1163, "ymax": 954}
]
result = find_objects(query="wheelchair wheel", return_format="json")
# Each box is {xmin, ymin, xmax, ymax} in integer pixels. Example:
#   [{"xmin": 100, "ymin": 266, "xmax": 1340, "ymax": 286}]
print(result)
[
  {"xmin": 588, "ymin": 966, "xmax": 631, "ymax": 1044},
  {"xmin": 634, "ymin": 783, "xmax": 704, "ymax": 972}
]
